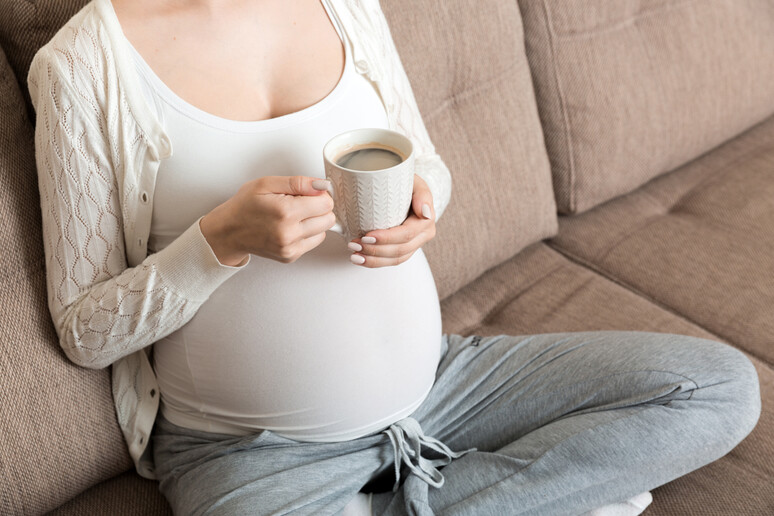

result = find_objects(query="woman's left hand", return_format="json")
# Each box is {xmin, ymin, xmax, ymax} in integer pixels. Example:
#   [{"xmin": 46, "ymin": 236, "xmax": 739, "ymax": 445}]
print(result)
[{"xmin": 348, "ymin": 175, "xmax": 436, "ymax": 267}]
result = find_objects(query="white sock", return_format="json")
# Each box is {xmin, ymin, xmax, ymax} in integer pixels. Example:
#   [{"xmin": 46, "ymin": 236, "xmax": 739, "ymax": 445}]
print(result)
[
  {"xmin": 340, "ymin": 491, "xmax": 651, "ymax": 516},
  {"xmin": 579, "ymin": 492, "xmax": 653, "ymax": 516},
  {"xmin": 340, "ymin": 492, "xmax": 373, "ymax": 516}
]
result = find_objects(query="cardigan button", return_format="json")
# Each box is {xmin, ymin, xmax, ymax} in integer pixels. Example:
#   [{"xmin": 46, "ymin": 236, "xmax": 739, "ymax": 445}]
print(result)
[
  {"xmin": 159, "ymin": 136, "xmax": 172, "ymax": 156},
  {"xmin": 355, "ymin": 60, "xmax": 369, "ymax": 74}
]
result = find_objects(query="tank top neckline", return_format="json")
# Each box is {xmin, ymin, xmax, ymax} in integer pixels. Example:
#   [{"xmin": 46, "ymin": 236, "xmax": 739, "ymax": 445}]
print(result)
[{"xmin": 123, "ymin": 0, "xmax": 354, "ymax": 133}]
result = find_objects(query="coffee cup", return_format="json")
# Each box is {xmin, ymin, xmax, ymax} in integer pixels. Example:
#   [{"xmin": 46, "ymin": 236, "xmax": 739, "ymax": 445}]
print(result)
[{"xmin": 322, "ymin": 128, "xmax": 415, "ymax": 241}]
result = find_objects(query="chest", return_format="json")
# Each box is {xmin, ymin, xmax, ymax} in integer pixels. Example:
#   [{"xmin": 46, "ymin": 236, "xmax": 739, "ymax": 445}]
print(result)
[{"xmin": 118, "ymin": 0, "xmax": 344, "ymax": 121}]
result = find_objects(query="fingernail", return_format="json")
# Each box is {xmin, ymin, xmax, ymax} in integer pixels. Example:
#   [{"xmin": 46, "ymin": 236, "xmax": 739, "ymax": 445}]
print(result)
[
  {"xmin": 348, "ymin": 242, "xmax": 362, "ymax": 252},
  {"xmin": 350, "ymin": 254, "xmax": 365, "ymax": 265},
  {"xmin": 362, "ymin": 236, "xmax": 376, "ymax": 244},
  {"xmin": 421, "ymin": 203, "xmax": 432, "ymax": 219},
  {"xmin": 312, "ymin": 179, "xmax": 329, "ymax": 191}
]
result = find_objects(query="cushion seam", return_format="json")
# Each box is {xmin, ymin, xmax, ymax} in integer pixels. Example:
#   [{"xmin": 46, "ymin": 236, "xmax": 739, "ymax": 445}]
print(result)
[
  {"xmin": 545, "ymin": 241, "xmax": 774, "ymax": 368},
  {"xmin": 545, "ymin": 242, "xmax": 724, "ymax": 339},
  {"xmin": 539, "ymin": 0, "xmax": 576, "ymax": 212},
  {"xmin": 552, "ymin": 0, "xmax": 698, "ymax": 40}
]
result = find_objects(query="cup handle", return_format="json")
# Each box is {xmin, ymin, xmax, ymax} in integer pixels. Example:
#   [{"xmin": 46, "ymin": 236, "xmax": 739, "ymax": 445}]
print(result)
[{"xmin": 325, "ymin": 179, "xmax": 345, "ymax": 237}]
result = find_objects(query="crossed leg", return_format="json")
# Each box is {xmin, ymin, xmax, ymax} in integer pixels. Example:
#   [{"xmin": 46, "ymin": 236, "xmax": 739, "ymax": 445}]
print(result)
[{"xmin": 372, "ymin": 332, "xmax": 760, "ymax": 515}]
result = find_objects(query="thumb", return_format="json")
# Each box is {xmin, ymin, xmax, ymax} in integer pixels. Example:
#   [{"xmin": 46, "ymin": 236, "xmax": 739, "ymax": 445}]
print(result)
[
  {"xmin": 257, "ymin": 176, "xmax": 329, "ymax": 196},
  {"xmin": 412, "ymin": 178, "xmax": 434, "ymax": 220}
]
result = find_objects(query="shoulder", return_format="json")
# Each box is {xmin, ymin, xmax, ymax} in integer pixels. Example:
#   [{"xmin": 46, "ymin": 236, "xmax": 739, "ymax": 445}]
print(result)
[{"xmin": 27, "ymin": 1, "xmax": 112, "ymax": 108}]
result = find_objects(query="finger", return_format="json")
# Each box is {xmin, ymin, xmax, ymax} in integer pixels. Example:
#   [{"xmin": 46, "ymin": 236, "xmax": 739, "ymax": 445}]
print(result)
[
  {"xmin": 355, "ymin": 215, "xmax": 430, "ymax": 246},
  {"xmin": 298, "ymin": 230, "xmax": 327, "ymax": 255},
  {"xmin": 356, "ymin": 229, "xmax": 428, "ymax": 258},
  {"xmin": 299, "ymin": 211, "xmax": 337, "ymax": 239},
  {"xmin": 256, "ymin": 175, "xmax": 330, "ymax": 197},
  {"xmin": 411, "ymin": 175, "xmax": 434, "ymax": 220},
  {"xmin": 350, "ymin": 250, "xmax": 417, "ymax": 268},
  {"xmin": 285, "ymin": 190, "xmax": 335, "ymax": 219},
  {"xmin": 356, "ymin": 240, "xmax": 418, "ymax": 259},
  {"xmin": 283, "ymin": 231, "xmax": 327, "ymax": 263}
]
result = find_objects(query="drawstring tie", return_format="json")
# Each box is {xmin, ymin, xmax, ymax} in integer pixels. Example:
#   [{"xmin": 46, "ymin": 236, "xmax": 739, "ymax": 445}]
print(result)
[{"xmin": 383, "ymin": 417, "xmax": 475, "ymax": 492}]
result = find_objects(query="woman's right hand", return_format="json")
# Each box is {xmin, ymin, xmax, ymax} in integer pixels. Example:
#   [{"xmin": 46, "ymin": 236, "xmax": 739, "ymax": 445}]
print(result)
[{"xmin": 199, "ymin": 176, "xmax": 335, "ymax": 266}]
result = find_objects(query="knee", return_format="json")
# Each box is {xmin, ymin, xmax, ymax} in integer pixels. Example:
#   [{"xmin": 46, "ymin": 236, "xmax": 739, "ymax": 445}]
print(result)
[
  {"xmin": 676, "ymin": 335, "xmax": 762, "ymax": 445},
  {"xmin": 720, "ymin": 346, "xmax": 761, "ymax": 442}
]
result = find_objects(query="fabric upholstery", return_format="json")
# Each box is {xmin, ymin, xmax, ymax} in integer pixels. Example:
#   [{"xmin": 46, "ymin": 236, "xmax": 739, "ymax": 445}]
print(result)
[
  {"xmin": 440, "ymin": 242, "xmax": 774, "ymax": 516},
  {"xmin": 0, "ymin": 0, "xmax": 89, "ymax": 108},
  {"xmin": 382, "ymin": 0, "xmax": 558, "ymax": 299},
  {"xmin": 517, "ymin": 0, "xmax": 774, "ymax": 214},
  {"xmin": 0, "ymin": 46, "xmax": 131, "ymax": 515},
  {"xmin": 550, "ymin": 114, "xmax": 774, "ymax": 366},
  {"xmin": 440, "ymin": 243, "xmax": 719, "ymax": 339},
  {"xmin": 48, "ymin": 471, "xmax": 172, "ymax": 516}
]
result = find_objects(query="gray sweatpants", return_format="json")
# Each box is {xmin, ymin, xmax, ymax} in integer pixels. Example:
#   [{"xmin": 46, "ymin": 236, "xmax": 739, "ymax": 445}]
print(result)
[{"xmin": 151, "ymin": 331, "xmax": 761, "ymax": 516}]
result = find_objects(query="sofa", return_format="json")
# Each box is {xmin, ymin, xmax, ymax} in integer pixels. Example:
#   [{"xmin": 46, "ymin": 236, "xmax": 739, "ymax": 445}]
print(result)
[{"xmin": 1, "ymin": 0, "xmax": 772, "ymax": 514}]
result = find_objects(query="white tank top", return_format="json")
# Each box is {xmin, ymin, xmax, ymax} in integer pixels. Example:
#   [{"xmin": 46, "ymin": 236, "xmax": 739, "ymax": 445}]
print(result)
[{"xmin": 132, "ymin": 1, "xmax": 442, "ymax": 441}]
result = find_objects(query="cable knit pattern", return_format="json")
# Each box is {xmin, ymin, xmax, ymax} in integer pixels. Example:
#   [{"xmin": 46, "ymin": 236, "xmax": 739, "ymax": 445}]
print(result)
[{"xmin": 27, "ymin": 0, "xmax": 452, "ymax": 479}]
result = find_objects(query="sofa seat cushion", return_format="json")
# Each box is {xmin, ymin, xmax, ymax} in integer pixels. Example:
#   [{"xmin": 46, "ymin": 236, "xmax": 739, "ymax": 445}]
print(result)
[
  {"xmin": 517, "ymin": 0, "xmax": 774, "ymax": 214},
  {"xmin": 440, "ymin": 242, "xmax": 774, "ymax": 516},
  {"xmin": 382, "ymin": 0, "xmax": 558, "ymax": 299},
  {"xmin": 549, "ymin": 114, "xmax": 774, "ymax": 366},
  {"xmin": 48, "ymin": 471, "xmax": 171, "ymax": 516}
]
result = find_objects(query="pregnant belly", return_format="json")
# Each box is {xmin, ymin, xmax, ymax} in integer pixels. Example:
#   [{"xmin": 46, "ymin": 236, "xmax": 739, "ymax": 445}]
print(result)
[{"xmin": 153, "ymin": 234, "xmax": 442, "ymax": 441}]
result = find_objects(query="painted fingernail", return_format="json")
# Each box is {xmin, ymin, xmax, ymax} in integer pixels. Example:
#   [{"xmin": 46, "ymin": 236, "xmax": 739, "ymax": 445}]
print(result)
[
  {"xmin": 421, "ymin": 203, "xmax": 432, "ymax": 219},
  {"xmin": 350, "ymin": 254, "xmax": 365, "ymax": 265},
  {"xmin": 348, "ymin": 242, "xmax": 362, "ymax": 252},
  {"xmin": 362, "ymin": 236, "xmax": 377, "ymax": 244},
  {"xmin": 312, "ymin": 179, "xmax": 329, "ymax": 191}
]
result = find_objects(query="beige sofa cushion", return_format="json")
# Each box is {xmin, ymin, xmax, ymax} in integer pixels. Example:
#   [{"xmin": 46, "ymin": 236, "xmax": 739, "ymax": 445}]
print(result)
[
  {"xmin": 48, "ymin": 471, "xmax": 171, "ymax": 516},
  {"xmin": 0, "ymin": 46, "xmax": 131, "ymax": 515},
  {"xmin": 551, "ymin": 114, "xmax": 774, "ymax": 366},
  {"xmin": 440, "ymin": 242, "xmax": 774, "ymax": 516},
  {"xmin": 0, "ymin": 0, "xmax": 89, "ymax": 103},
  {"xmin": 518, "ymin": 0, "xmax": 774, "ymax": 214},
  {"xmin": 383, "ymin": 0, "xmax": 558, "ymax": 299}
]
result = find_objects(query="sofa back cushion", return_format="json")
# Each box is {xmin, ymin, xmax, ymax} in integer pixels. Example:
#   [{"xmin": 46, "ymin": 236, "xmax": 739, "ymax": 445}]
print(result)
[
  {"xmin": 0, "ymin": 45, "xmax": 132, "ymax": 515},
  {"xmin": 0, "ymin": 0, "xmax": 90, "ymax": 107},
  {"xmin": 383, "ymin": 0, "xmax": 558, "ymax": 299},
  {"xmin": 518, "ymin": 0, "xmax": 774, "ymax": 214}
]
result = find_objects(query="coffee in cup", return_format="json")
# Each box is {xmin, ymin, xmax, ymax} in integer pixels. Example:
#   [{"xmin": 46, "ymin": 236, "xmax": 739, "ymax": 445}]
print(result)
[{"xmin": 335, "ymin": 143, "xmax": 405, "ymax": 171}]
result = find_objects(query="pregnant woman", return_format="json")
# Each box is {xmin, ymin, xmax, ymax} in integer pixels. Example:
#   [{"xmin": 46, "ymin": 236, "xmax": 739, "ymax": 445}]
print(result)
[{"xmin": 29, "ymin": 0, "xmax": 760, "ymax": 514}]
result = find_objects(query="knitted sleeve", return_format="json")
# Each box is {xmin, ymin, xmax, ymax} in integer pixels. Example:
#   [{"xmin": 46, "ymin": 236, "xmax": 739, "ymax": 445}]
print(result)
[{"xmin": 28, "ymin": 49, "xmax": 246, "ymax": 370}]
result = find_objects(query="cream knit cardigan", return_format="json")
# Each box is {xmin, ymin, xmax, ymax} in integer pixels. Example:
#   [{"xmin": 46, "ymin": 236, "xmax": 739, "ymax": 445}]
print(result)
[{"xmin": 27, "ymin": 0, "xmax": 451, "ymax": 479}]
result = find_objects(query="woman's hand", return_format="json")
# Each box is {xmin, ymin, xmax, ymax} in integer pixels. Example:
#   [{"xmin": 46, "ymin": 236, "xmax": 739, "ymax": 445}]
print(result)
[
  {"xmin": 347, "ymin": 175, "xmax": 436, "ymax": 268},
  {"xmin": 200, "ymin": 176, "xmax": 335, "ymax": 266}
]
